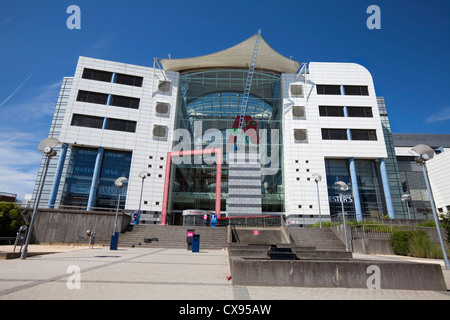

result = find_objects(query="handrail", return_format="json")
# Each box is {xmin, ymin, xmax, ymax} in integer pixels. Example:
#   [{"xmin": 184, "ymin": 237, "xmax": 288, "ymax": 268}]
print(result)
[{"xmin": 351, "ymin": 224, "xmax": 441, "ymax": 240}]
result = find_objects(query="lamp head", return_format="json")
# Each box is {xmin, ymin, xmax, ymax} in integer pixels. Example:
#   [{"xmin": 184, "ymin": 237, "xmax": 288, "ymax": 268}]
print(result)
[
  {"xmin": 410, "ymin": 144, "xmax": 435, "ymax": 163},
  {"xmin": 312, "ymin": 173, "xmax": 322, "ymax": 183},
  {"xmin": 401, "ymin": 194, "xmax": 411, "ymax": 202},
  {"xmin": 115, "ymin": 177, "xmax": 128, "ymax": 188},
  {"xmin": 334, "ymin": 181, "xmax": 348, "ymax": 193},
  {"xmin": 38, "ymin": 137, "xmax": 61, "ymax": 158},
  {"xmin": 138, "ymin": 170, "xmax": 149, "ymax": 179}
]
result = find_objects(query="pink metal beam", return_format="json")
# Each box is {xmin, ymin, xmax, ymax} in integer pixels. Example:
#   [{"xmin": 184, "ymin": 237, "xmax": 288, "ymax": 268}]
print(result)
[{"xmin": 160, "ymin": 148, "xmax": 222, "ymax": 226}]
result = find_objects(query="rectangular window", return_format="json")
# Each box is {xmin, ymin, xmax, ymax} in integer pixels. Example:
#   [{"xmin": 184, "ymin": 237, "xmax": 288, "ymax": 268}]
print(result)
[
  {"xmin": 106, "ymin": 118, "xmax": 137, "ymax": 133},
  {"xmin": 351, "ymin": 129, "xmax": 377, "ymax": 141},
  {"xmin": 110, "ymin": 94, "xmax": 140, "ymax": 109},
  {"xmin": 71, "ymin": 114, "xmax": 104, "ymax": 129},
  {"xmin": 321, "ymin": 128, "xmax": 348, "ymax": 140},
  {"xmin": 319, "ymin": 106, "xmax": 344, "ymax": 117},
  {"xmin": 82, "ymin": 68, "xmax": 113, "ymax": 82},
  {"xmin": 347, "ymin": 107, "xmax": 373, "ymax": 117},
  {"xmin": 115, "ymin": 73, "xmax": 143, "ymax": 87},
  {"xmin": 316, "ymin": 85, "xmax": 341, "ymax": 95},
  {"xmin": 77, "ymin": 90, "xmax": 108, "ymax": 105},
  {"xmin": 343, "ymin": 85, "xmax": 369, "ymax": 96}
]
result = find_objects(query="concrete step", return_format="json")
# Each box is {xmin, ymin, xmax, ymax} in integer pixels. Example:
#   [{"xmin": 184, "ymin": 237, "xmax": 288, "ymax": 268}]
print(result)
[
  {"xmin": 119, "ymin": 225, "xmax": 228, "ymax": 249},
  {"xmin": 287, "ymin": 227, "xmax": 347, "ymax": 251}
]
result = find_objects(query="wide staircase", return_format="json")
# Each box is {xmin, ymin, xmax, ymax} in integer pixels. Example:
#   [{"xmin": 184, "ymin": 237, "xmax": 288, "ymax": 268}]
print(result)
[
  {"xmin": 287, "ymin": 227, "xmax": 347, "ymax": 251},
  {"xmin": 119, "ymin": 225, "xmax": 228, "ymax": 249}
]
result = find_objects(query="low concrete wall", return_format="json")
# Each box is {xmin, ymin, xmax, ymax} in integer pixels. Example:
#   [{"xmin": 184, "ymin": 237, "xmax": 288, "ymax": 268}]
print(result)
[
  {"xmin": 229, "ymin": 257, "xmax": 447, "ymax": 291},
  {"xmin": 233, "ymin": 227, "xmax": 289, "ymax": 245},
  {"xmin": 352, "ymin": 239, "xmax": 395, "ymax": 255},
  {"xmin": 26, "ymin": 208, "xmax": 131, "ymax": 245}
]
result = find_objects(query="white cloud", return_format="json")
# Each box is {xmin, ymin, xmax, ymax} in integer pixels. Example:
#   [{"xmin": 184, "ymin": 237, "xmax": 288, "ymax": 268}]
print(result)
[
  {"xmin": 0, "ymin": 80, "xmax": 63, "ymax": 200},
  {"xmin": 0, "ymin": 132, "xmax": 43, "ymax": 200},
  {"xmin": 425, "ymin": 106, "xmax": 450, "ymax": 124}
]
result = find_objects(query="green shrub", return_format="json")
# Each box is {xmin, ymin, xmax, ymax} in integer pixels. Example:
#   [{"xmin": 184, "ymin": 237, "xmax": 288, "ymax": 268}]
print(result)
[
  {"xmin": 391, "ymin": 230, "xmax": 413, "ymax": 256},
  {"xmin": 391, "ymin": 229, "xmax": 446, "ymax": 259}
]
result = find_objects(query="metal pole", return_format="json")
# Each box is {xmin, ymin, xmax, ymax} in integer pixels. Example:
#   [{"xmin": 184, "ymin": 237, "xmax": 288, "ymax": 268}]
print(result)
[
  {"xmin": 136, "ymin": 176, "xmax": 144, "ymax": 225},
  {"xmin": 340, "ymin": 193, "xmax": 349, "ymax": 252},
  {"xmin": 113, "ymin": 188, "xmax": 121, "ymax": 235},
  {"xmin": 21, "ymin": 155, "xmax": 50, "ymax": 259},
  {"xmin": 421, "ymin": 163, "xmax": 450, "ymax": 269},
  {"xmin": 315, "ymin": 181, "xmax": 322, "ymax": 228},
  {"xmin": 406, "ymin": 200, "xmax": 411, "ymax": 220}
]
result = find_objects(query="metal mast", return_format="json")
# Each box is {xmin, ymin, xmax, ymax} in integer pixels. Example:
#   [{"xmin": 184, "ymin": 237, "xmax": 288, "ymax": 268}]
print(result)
[{"xmin": 237, "ymin": 29, "xmax": 261, "ymax": 129}]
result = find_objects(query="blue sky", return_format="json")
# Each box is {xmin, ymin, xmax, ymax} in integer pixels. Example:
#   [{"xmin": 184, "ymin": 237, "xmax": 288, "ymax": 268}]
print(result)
[{"xmin": 0, "ymin": 0, "xmax": 449, "ymax": 199}]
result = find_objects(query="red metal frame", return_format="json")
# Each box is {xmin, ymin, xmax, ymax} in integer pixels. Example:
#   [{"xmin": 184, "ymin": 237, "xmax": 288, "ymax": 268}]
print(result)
[{"xmin": 161, "ymin": 148, "xmax": 222, "ymax": 225}]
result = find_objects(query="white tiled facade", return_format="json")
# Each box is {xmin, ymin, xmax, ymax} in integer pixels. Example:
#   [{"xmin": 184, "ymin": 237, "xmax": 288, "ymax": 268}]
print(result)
[
  {"xmin": 56, "ymin": 57, "xmax": 179, "ymax": 219},
  {"xmin": 427, "ymin": 151, "xmax": 450, "ymax": 213},
  {"xmin": 281, "ymin": 63, "xmax": 387, "ymax": 225}
]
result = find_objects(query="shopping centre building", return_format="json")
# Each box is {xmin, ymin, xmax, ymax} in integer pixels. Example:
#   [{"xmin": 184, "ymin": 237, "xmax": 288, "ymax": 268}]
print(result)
[{"xmin": 31, "ymin": 33, "xmax": 449, "ymax": 226}]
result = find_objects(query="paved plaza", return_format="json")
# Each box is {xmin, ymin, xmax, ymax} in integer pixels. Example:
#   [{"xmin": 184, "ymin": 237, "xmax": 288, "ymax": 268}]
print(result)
[{"xmin": 0, "ymin": 245, "xmax": 449, "ymax": 300}]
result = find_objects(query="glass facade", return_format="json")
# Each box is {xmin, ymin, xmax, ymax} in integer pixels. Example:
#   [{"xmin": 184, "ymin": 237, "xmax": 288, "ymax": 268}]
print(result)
[
  {"xmin": 170, "ymin": 69, "xmax": 283, "ymax": 215},
  {"xmin": 325, "ymin": 159, "xmax": 385, "ymax": 220},
  {"xmin": 398, "ymin": 157, "xmax": 432, "ymax": 219},
  {"xmin": 377, "ymin": 97, "xmax": 407, "ymax": 219},
  {"xmin": 61, "ymin": 147, "xmax": 132, "ymax": 209}
]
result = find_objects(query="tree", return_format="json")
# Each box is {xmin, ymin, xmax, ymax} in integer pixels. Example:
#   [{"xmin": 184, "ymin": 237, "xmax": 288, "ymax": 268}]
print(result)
[{"xmin": 0, "ymin": 202, "xmax": 27, "ymax": 237}]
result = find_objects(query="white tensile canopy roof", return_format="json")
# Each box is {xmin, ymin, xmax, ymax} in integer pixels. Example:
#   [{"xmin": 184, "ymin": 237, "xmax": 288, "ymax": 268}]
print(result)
[{"xmin": 160, "ymin": 34, "xmax": 300, "ymax": 74}]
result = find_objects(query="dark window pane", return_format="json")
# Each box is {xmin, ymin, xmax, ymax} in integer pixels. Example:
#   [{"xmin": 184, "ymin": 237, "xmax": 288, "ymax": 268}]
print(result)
[
  {"xmin": 319, "ymin": 106, "xmax": 344, "ymax": 117},
  {"xmin": 82, "ymin": 68, "xmax": 112, "ymax": 82},
  {"xmin": 76, "ymin": 91, "xmax": 88, "ymax": 102},
  {"xmin": 351, "ymin": 129, "xmax": 377, "ymax": 141},
  {"xmin": 82, "ymin": 68, "xmax": 94, "ymax": 80},
  {"xmin": 71, "ymin": 114, "xmax": 104, "ymax": 129},
  {"xmin": 344, "ymin": 85, "xmax": 369, "ymax": 96},
  {"xmin": 106, "ymin": 118, "xmax": 137, "ymax": 133},
  {"xmin": 111, "ymin": 95, "xmax": 140, "ymax": 109},
  {"xmin": 321, "ymin": 128, "xmax": 347, "ymax": 140},
  {"xmin": 115, "ymin": 73, "xmax": 143, "ymax": 87},
  {"xmin": 134, "ymin": 76, "xmax": 143, "ymax": 87},
  {"xmin": 347, "ymin": 107, "xmax": 373, "ymax": 118},
  {"xmin": 76, "ymin": 90, "xmax": 108, "ymax": 105},
  {"xmin": 317, "ymin": 85, "xmax": 341, "ymax": 95}
]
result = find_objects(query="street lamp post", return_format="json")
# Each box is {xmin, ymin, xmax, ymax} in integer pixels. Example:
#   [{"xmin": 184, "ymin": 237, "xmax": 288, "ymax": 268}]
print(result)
[
  {"xmin": 312, "ymin": 173, "xmax": 323, "ymax": 228},
  {"xmin": 136, "ymin": 171, "xmax": 148, "ymax": 225},
  {"xmin": 410, "ymin": 144, "xmax": 449, "ymax": 270},
  {"xmin": 110, "ymin": 177, "xmax": 128, "ymax": 250},
  {"xmin": 401, "ymin": 194, "xmax": 412, "ymax": 219},
  {"xmin": 334, "ymin": 181, "xmax": 350, "ymax": 252},
  {"xmin": 21, "ymin": 138, "xmax": 60, "ymax": 260}
]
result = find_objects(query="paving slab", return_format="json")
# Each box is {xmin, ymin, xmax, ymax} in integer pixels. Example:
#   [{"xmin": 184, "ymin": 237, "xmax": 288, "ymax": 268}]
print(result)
[{"xmin": 0, "ymin": 245, "xmax": 448, "ymax": 300}]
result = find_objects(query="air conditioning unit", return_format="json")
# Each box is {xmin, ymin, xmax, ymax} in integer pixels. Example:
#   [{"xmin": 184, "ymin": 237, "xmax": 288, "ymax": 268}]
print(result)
[
  {"xmin": 292, "ymin": 106, "xmax": 306, "ymax": 119},
  {"xmin": 155, "ymin": 102, "xmax": 170, "ymax": 116},
  {"xmin": 293, "ymin": 129, "xmax": 308, "ymax": 143},
  {"xmin": 158, "ymin": 80, "xmax": 172, "ymax": 93},
  {"xmin": 290, "ymin": 84, "xmax": 304, "ymax": 97},
  {"xmin": 153, "ymin": 125, "xmax": 168, "ymax": 139}
]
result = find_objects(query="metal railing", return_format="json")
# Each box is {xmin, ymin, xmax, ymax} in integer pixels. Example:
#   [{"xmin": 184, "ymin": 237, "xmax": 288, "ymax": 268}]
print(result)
[
  {"xmin": 217, "ymin": 215, "xmax": 281, "ymax": 227},
  {"xmin": 19, "ymin": 203, "xmax": 118, "ymax": 213},
  {"xmin": 351, "ymin": 224, "xmax": 441, "ymax": 241}
]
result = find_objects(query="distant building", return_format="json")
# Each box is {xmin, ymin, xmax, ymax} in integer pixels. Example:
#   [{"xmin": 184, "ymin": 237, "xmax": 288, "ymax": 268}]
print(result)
[
  {"xmin": 393, "ymin": 133, "xmax": 450, "ymax": 218},
  {"xmin": 0, "ymin": 192, "xmax": 17, "ymax": 203}
]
